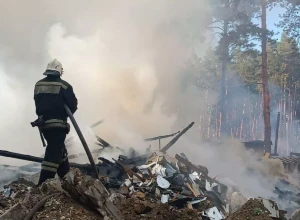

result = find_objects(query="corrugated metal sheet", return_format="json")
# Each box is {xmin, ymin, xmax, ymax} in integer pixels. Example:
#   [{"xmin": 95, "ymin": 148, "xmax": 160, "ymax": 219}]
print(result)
[{"xmin": 270, "ymin": 154, "xmax": 300, "ymax": 173}]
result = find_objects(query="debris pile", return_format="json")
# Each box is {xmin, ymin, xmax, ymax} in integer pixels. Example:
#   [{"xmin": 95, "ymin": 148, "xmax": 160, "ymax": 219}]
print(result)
[
  {"xmin": 116, "ymin": 197, "xmax": 200, "ymax": 220},
  {"xmin": 226, "ymin": 198, "xmax": 287, "ymax": 220},
  {"xmin": 0, "ymin": 176, "xmax": 103, "ymax": 220},
  {"xmin": 0, "ymin": 148, "xmax": 290, "ymax": 219},
  {"xmin": 0, "ymin": 122, "xmax": 293, "ymax": 219},
  {"xmin": 98, "ymin": 150, "xmax": 229, "ymax": 219}
]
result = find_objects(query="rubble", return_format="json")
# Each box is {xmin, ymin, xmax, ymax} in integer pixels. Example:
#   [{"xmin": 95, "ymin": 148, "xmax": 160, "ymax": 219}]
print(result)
[
  {"xmin": 0, "ymin": 122, "xmax": 293, "ymax": 219},
  {"xmin": 97, "ymin": 149, "xmax": 230, "ymax": 218},
  {"xmin": 61, "ymin": 168, "xmax": 123, "ymax": 220},
  {"xmin": 230, "ymin": 192, "xmax": 248, "ymax": 214},
  {"xmin": 116, "ymin": 197, "xmax": 200, "ymax": 220},
  {"xmin": 0, "ymin": 172, "xmax": 116, "ymax": 220},
  {"xmin": 290, "ymin": 209, "xmax": 300, "ymax": 220},
  {"xmin": 226, "ymin": 198, "xmax": 287, "ymax": 220},
  {"xmin": 0, "ymin": 151, "xmax": 290, "ymax": 220},
  {"xmin": 226, "ymin": 198, "xmax": 273, "ymax": 220}
]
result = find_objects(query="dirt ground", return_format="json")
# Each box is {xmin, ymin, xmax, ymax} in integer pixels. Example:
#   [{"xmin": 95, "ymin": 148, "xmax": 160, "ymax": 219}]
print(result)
[
  {"xmin": 115, "ymin": 197, "xmax": 201, "ymax": 220},
  {"xmin": 0, "ymin": 178, "xmax": 103, "ymax": 220},
  {"xmin": 33, "ymin": 194, "xmax": 101, "ymax": 220},
  {"xmin": 0, "ymin": 178, "xmax": 39, "ymax": 215},
  {"xmin": 226, "ymin": 198, "xmax": 284, "ymax": 220}
]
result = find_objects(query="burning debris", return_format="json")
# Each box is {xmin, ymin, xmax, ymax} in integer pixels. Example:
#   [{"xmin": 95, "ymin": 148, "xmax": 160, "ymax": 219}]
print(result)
[
  {"xmin": 0, "ymin": 150, "xmax": 291, "ymax": 219},
  {"xmin": 0, "ymin": 122, "xmax": 297, "ymax": 219},
  {"xmin": 103, "ymin": 150, "xmax": 228, "ymax": 219}
]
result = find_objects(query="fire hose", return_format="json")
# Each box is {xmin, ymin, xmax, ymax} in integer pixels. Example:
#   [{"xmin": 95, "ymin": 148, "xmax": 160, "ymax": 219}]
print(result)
[{"xmin": 64, "ymin": 104, "xmax": 99, "ymax": 179}]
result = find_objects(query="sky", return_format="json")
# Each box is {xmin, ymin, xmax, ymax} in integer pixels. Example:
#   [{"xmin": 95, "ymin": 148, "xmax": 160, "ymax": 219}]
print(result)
[
  {"xmin": 267, "ymin": 6, "xmax": 286, "ymax": 39},
  {"xmin": 247, "ymin": 5, "xmax": 285, "ymax": 51},
  {"xmin": 255, "ymin": 6, "xmax": 286, "ymax": 41}
]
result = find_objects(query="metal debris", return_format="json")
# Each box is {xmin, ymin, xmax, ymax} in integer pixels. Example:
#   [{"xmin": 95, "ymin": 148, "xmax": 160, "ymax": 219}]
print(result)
[{"xmin": 0, "ymin": 122, "xmax": 291, "ymax": 219}]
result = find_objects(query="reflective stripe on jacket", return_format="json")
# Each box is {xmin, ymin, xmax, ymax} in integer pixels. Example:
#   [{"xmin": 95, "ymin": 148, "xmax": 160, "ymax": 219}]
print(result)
[
  {"xmin": 41, "ymin": 119, "xmax": 68, "ymax": 130},
  {"xmin": 34, "ymin": 75, "xmax": 78, "ymax": 124}
]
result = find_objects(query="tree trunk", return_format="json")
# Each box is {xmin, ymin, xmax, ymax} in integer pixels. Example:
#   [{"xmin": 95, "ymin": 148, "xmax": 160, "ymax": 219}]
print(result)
[
  {"xmin": 261, "ymin": 0, "xmax": 272, "ymax": 153},
  {"xmin": 248, "ymin": 87, "xmax": 252, "ymax": 140},
  {"xmin": 220, "ymin": 21, "xmax": 229, "ymax": 138}
]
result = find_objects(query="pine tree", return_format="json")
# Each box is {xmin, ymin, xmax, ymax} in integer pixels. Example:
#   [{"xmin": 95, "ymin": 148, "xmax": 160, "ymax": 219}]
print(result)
[
  {"xmin": 278, "ymin": 0, "xmax": 300, "ymax": 39},
  {"xmin": 209, "ymin": 0, "xmax": 261, "ymax": 137}
]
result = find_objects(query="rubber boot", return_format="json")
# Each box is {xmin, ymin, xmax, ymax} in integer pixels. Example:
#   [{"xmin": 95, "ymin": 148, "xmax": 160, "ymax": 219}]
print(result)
[
  {"xmin": 57, "ymin": 158, "xmax": 70, "ymax": 178},
  {"xmin": 37, "ymin": 169, "xmax": 56, "ymax": 186}
]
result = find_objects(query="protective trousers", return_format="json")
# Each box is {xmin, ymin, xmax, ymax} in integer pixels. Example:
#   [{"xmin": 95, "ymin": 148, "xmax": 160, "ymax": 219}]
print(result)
[{"xmin": 38, "ymin": 128, "xmax": 70, "ymax": 185}]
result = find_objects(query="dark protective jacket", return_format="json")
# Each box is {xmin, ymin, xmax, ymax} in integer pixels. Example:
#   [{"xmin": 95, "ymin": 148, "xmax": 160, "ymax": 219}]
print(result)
[{"xmin": 34, "ymin": 75, "xmax": 78, "ymax": 129}]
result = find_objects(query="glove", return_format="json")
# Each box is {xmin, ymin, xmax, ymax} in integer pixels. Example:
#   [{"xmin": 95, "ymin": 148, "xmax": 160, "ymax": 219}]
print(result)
[{"xmin": 66, "ymin": 123, "xmax": 70, "ymax": 134}]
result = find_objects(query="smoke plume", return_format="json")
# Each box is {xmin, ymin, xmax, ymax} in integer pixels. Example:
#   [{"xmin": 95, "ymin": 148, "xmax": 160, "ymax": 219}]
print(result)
[{"xmin": 0, "ymin": 0, "xmax": 212, "ymax": 164}]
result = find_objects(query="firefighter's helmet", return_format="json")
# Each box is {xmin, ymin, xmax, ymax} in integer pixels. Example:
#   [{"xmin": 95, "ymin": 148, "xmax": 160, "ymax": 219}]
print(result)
[{"xmin": 44, "ymin": 59, "xmax": 63, "ymax": 75}]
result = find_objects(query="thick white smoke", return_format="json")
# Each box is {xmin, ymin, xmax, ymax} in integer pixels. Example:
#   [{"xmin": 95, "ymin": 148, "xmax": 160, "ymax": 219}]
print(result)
[{"xmin": 0, "ymin": 0, "xmax": 212, "ymax": 164}]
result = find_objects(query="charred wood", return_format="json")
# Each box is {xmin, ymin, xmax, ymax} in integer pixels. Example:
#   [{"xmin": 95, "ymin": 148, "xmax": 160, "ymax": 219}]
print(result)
[{"xmin": 161, "ymin": 122, "xmax": 195, "ymax": 153}]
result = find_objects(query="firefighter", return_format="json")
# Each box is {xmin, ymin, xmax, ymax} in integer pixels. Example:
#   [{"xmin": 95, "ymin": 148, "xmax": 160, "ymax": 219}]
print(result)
[{"xmin": 33, "ymin": 59, "xmax": 78, "ymax": 185}]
